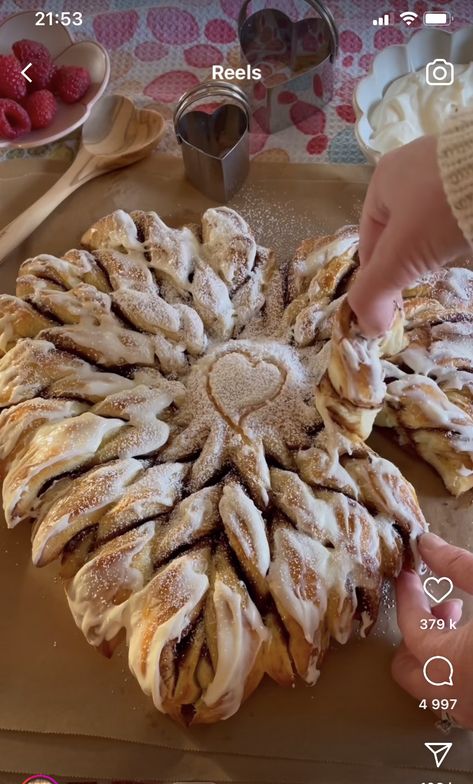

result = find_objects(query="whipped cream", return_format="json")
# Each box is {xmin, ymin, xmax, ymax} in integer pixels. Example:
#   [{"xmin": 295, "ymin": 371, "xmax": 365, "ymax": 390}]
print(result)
[{"xmin": 369, "ymin": 63, "xmax": 473, "ymax": 154}]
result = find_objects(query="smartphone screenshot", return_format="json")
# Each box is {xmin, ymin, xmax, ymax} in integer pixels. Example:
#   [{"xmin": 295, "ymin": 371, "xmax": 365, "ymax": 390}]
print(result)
[{"xmin": 0, "ymin": 1, "xmax": 472, "ymax": 783}]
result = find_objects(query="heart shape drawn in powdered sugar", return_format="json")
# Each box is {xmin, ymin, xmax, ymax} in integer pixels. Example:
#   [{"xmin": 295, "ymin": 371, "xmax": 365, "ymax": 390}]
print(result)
[{"xmin": 209, "ymin": 351, "xmax": 284, "ymax": 426}]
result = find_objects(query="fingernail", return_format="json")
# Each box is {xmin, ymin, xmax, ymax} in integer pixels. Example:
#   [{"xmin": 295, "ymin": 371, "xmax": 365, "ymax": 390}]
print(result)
[{"xmin": 419, "ymin": 532, "xmax": 444, "ymax": 552}]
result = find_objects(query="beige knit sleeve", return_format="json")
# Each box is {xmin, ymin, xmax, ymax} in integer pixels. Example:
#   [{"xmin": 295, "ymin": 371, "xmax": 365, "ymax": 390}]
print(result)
[{"xmin": 437, "ymin": 108, "xmax": 473, "ymax": 248}]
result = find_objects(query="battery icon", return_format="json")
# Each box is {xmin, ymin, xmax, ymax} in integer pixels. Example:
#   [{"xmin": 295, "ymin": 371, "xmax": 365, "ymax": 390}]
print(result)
[{"xmin": 423, "ymin": 12, "xmax": 451, "ymax": 25}]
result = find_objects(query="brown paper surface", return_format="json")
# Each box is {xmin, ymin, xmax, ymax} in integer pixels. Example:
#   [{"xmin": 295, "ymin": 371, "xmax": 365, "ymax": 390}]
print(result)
[{"xmin": 0, "ymin": 155, "xmax": 472, "ymax": 782}]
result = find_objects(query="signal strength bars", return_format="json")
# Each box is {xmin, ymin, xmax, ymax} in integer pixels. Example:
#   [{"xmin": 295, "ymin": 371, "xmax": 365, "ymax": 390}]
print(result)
[{"xmin": 372, "ymin": 12, "xmax": 391, "ymax": 25}]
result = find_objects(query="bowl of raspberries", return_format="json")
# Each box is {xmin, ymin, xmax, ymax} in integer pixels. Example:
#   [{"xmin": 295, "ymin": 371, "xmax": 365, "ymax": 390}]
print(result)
[{"xmin": 0, "ymin": 11, "xmax": 110, "ymax": 147}]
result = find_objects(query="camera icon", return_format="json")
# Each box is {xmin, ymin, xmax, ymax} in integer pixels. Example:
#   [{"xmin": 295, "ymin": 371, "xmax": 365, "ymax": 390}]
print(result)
[{"xmin": 425, "ymin": 58, "xmax": 454, "ymax": 86}]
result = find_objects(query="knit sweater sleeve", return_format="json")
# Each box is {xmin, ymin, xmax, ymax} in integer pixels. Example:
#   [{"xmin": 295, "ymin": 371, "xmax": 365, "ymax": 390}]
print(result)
[{"xmin": 437, "ymin": 108, "xmax": 473, "ymax": 248}]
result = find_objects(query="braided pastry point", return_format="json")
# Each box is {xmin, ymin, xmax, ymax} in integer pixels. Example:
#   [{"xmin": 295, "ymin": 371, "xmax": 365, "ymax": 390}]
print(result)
[
  {"xmin": 0, "ymin": 210, "xmax": 430, "ymax": 723},
  {"xmin": 0, "ymin": 295, "xmax": 53, "ymax": 355},
  {"xmin": 379, "ymin": 373, "xmax": 473, "ymax": 496},
  {"xmin": 315, "ymin": 297, "xmax": 405, "ymax": 445}
]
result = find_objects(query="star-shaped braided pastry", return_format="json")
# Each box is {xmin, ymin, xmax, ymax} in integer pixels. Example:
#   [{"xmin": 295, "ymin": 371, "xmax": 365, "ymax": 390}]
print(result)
[{"xmin": 0, "ymin": 208, "xmax": 431, "ymax": 724}]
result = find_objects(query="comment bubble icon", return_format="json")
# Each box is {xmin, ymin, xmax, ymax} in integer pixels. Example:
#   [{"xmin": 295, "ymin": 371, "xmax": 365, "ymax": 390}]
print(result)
[{"xmin": 423, "ymin": 656, "xmax": 454, "ymax": 687}]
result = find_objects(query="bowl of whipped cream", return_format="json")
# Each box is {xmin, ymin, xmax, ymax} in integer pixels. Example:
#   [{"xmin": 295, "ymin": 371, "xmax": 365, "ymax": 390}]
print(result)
[{"xmin": 353, "ymin": 25, "xmax": 473, "ymax": 163}]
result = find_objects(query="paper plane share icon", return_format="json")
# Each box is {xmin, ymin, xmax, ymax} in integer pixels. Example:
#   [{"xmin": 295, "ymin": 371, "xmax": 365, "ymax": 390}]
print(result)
[{"xmin": 425, "ymin": 742, "xmax": 453, "ymax": 769}]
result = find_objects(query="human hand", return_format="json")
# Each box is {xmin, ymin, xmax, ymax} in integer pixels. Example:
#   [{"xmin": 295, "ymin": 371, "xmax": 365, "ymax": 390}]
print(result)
[
  {"xmin": 392, "ymin": 532, "xmax": 473, "ymax": 730},
  {"xmin": 348, "ymin": 135, "xmax": 470, "ymax": 336}
]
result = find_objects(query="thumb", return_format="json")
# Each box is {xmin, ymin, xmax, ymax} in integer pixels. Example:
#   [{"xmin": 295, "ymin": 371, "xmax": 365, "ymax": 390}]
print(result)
[{"xmin": 348, "ymin": 223, "xmax": 421, "ymax": 337}]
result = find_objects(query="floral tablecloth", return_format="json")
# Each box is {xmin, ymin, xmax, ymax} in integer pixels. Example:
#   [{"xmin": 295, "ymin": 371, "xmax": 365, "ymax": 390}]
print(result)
[{"xmin": 0, "ymin": 0, "xmax": 470, "ymax": 166}]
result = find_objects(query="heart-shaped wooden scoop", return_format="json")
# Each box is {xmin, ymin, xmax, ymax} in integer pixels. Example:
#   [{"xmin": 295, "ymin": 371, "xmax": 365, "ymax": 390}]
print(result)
[{"xmin": 0, "ymin": 94, "xmax": 165, "ymax": 265}]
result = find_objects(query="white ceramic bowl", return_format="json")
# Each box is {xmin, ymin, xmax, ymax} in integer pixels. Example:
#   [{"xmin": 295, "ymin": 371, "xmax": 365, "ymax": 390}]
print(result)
[
  {"xmin": 0, "ymin": 11, "xmax": 110, "ymax": 149},
  {"xmin": 353, "ymin": 25, "xmax": 473, "ymax": 164}
]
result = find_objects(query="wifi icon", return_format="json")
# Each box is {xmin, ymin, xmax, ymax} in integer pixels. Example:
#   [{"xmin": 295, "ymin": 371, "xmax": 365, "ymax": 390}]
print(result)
[{"xmin": 400, "ymin": 10, "xmax": 419, "ymax": 25}]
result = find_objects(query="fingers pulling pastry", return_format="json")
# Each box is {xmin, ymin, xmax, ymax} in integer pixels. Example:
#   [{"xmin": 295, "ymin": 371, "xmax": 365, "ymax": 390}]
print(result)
[{"xmin": 315, "ymin": 298, "xmax": 404, "ymax": 444}]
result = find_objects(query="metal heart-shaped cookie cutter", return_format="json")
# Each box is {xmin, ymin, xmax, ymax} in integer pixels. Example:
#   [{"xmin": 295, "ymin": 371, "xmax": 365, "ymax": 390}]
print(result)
[
  {"xmin": 239, "ymin": 0, "xmax": 338, "ymax": 133},
  {"xmin": 174, "ymin": 82, "xmax": 251, "ymax": 203}
]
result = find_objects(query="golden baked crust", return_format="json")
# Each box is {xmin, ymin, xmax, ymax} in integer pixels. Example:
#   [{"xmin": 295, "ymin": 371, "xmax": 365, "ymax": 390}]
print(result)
[{"xmin": 0, "ymin": 209, "xmax": 428, "ymax": 724}]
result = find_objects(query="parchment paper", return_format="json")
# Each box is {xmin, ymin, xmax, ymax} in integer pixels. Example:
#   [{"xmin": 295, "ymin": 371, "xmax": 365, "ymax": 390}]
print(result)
[{"xmin": 0, "ymin": 156, "xmax": 472, "ymax": 783}]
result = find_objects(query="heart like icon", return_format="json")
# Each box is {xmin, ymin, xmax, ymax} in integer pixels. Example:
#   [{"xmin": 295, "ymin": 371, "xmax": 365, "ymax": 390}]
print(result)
[{"xmin": 423, "ymin": 576, "xmax": 454, "ymax": 604}]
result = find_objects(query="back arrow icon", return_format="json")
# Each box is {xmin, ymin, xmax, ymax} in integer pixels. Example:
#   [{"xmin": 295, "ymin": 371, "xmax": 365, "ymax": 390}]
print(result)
[{"xmin": 21, "ymin": 63, "xmax": 32, "ymax": 83}]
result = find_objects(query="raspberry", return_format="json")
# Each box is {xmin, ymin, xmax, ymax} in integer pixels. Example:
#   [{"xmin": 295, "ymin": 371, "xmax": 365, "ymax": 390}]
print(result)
[
  {"xmin": 23, "ymin": 89, "xmax": 57, "ymax": 130},
  {"xmin": 26, "ymin": 56, "xmax": 54, "ymax": 90},
  {"xmin": 12, "ymin": 39, "xmax": 51, "ymax": 64},
  {"xmin": 0, "ymin": 55, "xmax": 27, "ymax": 101},
  {"xmin": 0, "ymin": 98, "xmax": 31, "ymax": 140},
  {"xmin": 51, "ymin": 65, "xmax": 91, "ymax": 104},
  {"xmin": 12, "ymin": 39, "xmax": 54, "ymax": 90}
]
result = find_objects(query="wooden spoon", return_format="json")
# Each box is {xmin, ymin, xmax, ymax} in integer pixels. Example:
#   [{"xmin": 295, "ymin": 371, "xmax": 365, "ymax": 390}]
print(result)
[{"xmin": 0, "ymin": 94, "xmax": 165, "ymax": 264}]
